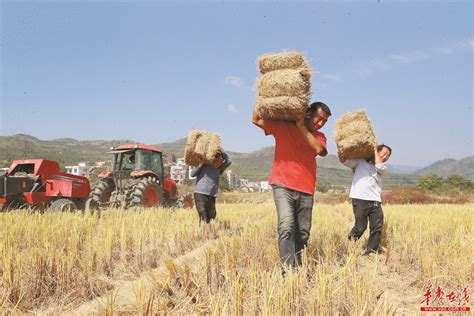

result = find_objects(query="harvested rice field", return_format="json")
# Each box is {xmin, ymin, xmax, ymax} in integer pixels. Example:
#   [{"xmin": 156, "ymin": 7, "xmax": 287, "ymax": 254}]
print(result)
[{"xmin": 0, "ymin": 201, "xmax": 472, "ymax": 314}]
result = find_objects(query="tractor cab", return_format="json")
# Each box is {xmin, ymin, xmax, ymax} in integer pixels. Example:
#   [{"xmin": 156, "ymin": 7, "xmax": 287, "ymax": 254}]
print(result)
[{"xmin": 110, "ymin": 147, "xmax": 164, "ymax": 181}]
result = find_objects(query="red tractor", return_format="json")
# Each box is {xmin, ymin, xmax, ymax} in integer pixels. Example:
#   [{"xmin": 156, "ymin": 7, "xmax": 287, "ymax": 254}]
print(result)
[
  {"xmin": 86, "ymin": 144, "xmax": 192, "ymax": 211},
  {"xmin": 0, "ymin": 159, "xmax": 91, "ymax": 212}
]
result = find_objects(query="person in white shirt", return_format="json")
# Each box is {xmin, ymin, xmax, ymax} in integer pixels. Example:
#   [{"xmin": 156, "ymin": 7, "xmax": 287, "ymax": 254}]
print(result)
[{"xmin": 339, "ymin": 144, "xmax": 392, "ymax": 255}]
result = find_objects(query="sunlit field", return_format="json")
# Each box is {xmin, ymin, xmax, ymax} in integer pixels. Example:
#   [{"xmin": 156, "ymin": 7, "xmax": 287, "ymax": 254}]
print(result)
[{"xmin": 0, "ymin": 201, "xmax": 472, "ymax": 314}]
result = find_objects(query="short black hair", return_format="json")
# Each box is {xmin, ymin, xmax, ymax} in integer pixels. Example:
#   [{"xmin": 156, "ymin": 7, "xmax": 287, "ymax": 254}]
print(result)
[
  {"xmin": 307, "ymin": 101, "xmax": 332, "ymax": 117},
  {"xmin": 377, "ymin": 144, "xmax": 392, "ymax": 155}
]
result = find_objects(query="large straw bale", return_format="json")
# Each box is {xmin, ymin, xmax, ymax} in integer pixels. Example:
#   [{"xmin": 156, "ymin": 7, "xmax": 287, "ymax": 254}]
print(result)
[
  {"xmin": 334, "ymin": 110, "xmax": 378, "ymax": 159},
  {"xmin": 255, "ymin": 96, "xmax": 308, "ymax": 121},
  {"xmin": 184, "ymin": 130, "xmax": 223, "ymax": 166},
  {"xmin": 257, "ymin": 69, "xmax": 310, "ymax": 98},
  {"xmin": 258, "ymin": 51, "xmax": 310, "ymax": 74},
  {"xmin": 255, "ymin": 51, "xmax": 313, "ymax": 121}
]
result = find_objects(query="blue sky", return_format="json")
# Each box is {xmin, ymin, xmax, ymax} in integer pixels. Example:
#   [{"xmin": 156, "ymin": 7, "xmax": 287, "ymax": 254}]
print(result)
[{"xmin": 1, "ymin": 1, "xmax": 472, "ymax": 166}]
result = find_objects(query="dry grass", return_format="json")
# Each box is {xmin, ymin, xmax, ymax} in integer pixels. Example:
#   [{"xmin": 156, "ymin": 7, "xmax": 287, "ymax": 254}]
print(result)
[
  {"xmin": 0, "ymin": 202, "xmax": 472, "ymax": 314},
  {"xmin": 334, "ymin": 109, "xmax": 378, "ymax": 159},
  {"xmin": 184, "ymin": 129, "xmax": 222, "ymax": 166}
]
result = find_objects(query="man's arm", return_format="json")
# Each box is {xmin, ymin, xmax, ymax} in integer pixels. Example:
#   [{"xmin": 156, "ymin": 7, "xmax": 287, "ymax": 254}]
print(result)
[
  {"xmin": 219, "ymin": 152, "xmax": 232, "ymax": 174},
  {"xmin": 252, "ymin": 102, "xmax": 265, "ymax": 130},
  {"xmin": 338, "ymin": 151, "xmax": 359, "ymax": 171},
  {"xmin": 190, "ymin": 164, "xmax": 203, "ymax": 178},
  {"xmin": 296, "ymin": 113, "xmax": 327, "ymax": 156}
]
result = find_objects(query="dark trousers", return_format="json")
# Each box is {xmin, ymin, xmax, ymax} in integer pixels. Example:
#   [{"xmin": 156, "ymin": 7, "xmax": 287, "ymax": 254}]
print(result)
[
  {"xmin": 348, "ymin": 198, "xmax": 384, "ymax": 252},
  {"xmin": 194, "ymin": 193, "xmax": 216, "ymax": 224},
  {"xmin": 272, "ymin": 184, "xmax": 314, "ymax": 269}
]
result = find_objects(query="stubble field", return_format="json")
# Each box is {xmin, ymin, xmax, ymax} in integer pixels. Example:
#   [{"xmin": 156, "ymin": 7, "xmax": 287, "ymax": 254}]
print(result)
[{"xmin": 0, "ymin": 199, "xmax": 472, "ymax": 314}]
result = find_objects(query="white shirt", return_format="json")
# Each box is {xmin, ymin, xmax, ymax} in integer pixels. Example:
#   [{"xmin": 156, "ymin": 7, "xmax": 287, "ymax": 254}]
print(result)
[{"xmin": 344, "ymin": 159, "xmax": 386, "ymax": 202}]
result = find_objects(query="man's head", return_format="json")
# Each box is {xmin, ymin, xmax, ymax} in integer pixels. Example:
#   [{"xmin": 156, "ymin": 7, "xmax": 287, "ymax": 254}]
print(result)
[
  {"xmin": 377, "ymin": 144, "xmax": 392, "ymax": 163},
  {"xmin": 212, "ymin": 152, "xmax": 224, "ymax": 169},
  {"xmin": 129, "ymin": 155, "xmax": 135, "ymax": 164},
  {"xmin": 305, "ymin": 102, "xmax": 331, "ymax": 132}
]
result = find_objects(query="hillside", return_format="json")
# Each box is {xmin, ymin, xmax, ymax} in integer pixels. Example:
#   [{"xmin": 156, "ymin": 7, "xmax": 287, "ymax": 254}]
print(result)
[
  {"xmin": 414, "ymin": 156, "xmax": 474, "ymax": 180},
  {"xmin": 0, "ymin": 134, "xmax": 434, "ymax": 188}
]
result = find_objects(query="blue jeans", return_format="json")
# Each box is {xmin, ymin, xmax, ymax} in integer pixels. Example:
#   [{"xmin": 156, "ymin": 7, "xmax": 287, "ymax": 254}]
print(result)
[{"xmin": 272, "ymin": 184, "xmax": 314, "ymax": 268}]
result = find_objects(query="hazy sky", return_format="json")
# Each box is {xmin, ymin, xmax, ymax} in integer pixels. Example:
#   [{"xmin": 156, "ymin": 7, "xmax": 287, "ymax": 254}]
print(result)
[{"xmin": 1, "ymin": 1, "xmax": 472, "ymax": 166}]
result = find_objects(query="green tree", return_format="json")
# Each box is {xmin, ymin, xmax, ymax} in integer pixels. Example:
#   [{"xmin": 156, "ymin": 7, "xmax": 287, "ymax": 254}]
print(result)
[
  {"xmin": 417, "ymin": 174, "xmax": 444, "ymax": 192},
  {"xmin": 445, "ymin": 175, "xmax": 474, "ymax": 191},
  {"xmin": 219, "ymin": 173, "xmax": 230, "ymax": 192},
  {"xmin": 171, "ymin": 153, "xmax": 177, "ymax": 163}
]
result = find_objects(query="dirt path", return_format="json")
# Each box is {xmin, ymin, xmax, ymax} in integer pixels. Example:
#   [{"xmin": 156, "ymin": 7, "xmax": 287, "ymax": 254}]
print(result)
[{"xmin": 69, "ymin": 238, "xmax": 219, "ymax": 314}]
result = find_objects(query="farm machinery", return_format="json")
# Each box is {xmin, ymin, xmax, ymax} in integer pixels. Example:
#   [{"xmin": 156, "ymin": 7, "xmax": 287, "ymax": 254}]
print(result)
[
  {"xmin": 85, "ymin": 144, "xmax": 193, "ymax": 211},
  {"xmin": 0, "ymin": 159, "xmax": 91, "ymax": 212}
]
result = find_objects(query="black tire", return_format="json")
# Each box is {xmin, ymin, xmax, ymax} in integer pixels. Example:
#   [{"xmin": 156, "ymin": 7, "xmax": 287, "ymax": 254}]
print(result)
[
  {"xmin": 128, "ymin": 177, "xmax": 162, "ymax": 208},
  {"xmin": 89, "ymin": 180, "xmax": 115, "ymax": 208},
  {"xmin": 49, "ymin": 199, "xmax": 77, "ymax": 212},
  {"xmin": 84, "ymin": 198, "xmax": 101, "ymax": 217}
]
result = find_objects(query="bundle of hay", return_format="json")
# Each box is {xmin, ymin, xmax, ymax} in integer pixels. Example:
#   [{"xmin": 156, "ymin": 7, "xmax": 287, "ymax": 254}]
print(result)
[
  {"xmin": 255, "ymin": 51, "xmax": 312, "ymax": 121},
  {"xmin": 184, "ymin": 129, "xmax": 223, "ymax": 166},
  {"xmin": 334, "ymin": 110, "xmax": 378, "ymax": 159}
]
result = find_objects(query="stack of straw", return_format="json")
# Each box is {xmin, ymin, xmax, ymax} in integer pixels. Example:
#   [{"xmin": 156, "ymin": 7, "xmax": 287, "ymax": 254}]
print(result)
[
  {"xmin": 334, "ymin": 109, "xmax": 378, "ymax": 159},
  {"xmin": 255, "ymin": 51, "xmax": 312, "ymax": 120},
  {"xmin": 184, "ymin": 129, "xmax": 223, "ymax": 166}
]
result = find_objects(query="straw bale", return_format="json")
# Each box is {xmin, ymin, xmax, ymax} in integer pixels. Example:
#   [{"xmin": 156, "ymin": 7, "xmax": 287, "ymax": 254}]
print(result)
[
  {"xmin": 334, "ymin": 110, "xmax": 378, "ymax": 159},
  {"xmin": 255, "ymin": 96, "xmax": 309, "ymax": 121},
  {"xmin": 184, "ymin": 129, "xmax": 223, "ymax": 166},
  {"xmin": 257, "ymin": 69, "xmax": 310, "ymax": 98},
  {"xmin": 258, "ymin": 51, "xmax": 310, "ymax": 74}
]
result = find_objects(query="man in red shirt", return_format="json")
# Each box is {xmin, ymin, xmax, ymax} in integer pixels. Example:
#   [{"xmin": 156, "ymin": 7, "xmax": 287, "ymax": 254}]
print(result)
[{"xmin": 252, "ymin": 101, "xmax": 331, "ymax": 271}]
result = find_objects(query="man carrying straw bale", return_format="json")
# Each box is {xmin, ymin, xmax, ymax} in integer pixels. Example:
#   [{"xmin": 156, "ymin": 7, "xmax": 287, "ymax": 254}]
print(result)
[
  {"xmin": 339, "ymin": 144, "xmax": 392, "ymax": 256},
  {"xmin": 190, "ymin": 151, "xmax": 232, "ymax": 224},
  {"xmin": 252, "ymin": 101, "xmax": 331, "ymax": 272}
]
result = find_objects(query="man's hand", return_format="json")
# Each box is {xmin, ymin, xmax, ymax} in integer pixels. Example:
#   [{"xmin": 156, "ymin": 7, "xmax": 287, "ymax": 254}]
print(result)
[
  {"xmin": 338, "ymin": 151, "xmax": 347, "ymax": 163},
  {"xmin": 252, "ymin": 102, "xmax": 265, "ymax": 129},
  {"xmin": 374, "ymin": 144, "xmax": 383, "ymax": 164},
  {"xmin": 295, "ymin": 111, "xmax": 306, "ymax": 129}
]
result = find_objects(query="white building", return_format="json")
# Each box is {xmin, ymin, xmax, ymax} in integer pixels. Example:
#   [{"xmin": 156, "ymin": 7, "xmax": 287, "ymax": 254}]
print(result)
[
  {"xmin": 226, "ymin": 169, "xmax": 240, "ymax": 188},
  {"xmin": 65, "ymin": 162, "xmax": 91, "ymax": 176},
  {"xmin": 239, "ymin": 178, "xmax": 249, "ymax": 187},
  {"xmin": 170, "ymin": 158, "xmax": 188, "ymax": 184},
  {"xmin": 259, "ymin": 180, "xmax": 272, "ymax": 192}
]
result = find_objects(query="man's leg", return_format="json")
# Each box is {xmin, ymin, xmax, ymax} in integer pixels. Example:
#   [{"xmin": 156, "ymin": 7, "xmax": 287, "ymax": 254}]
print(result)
[
  {"xmin": 295, "ymin": 191, "xmax": 314, "ymax": 266},
  {"xmin": 367, "ymin": 202, "xmax": 384, "ymax": 253},
  {"xmin": 194, "ymin": 193, "xmax": 208, "ymax": 224},
  {"xmin": 208, "ymin": 196, "xmax": 217, "ymax": 221},
  {"xmin": 272, "ymin": 185, "xmax": 297, "ymax": 269},
  {"xmin": 348, "ymin": 198, "xmax": 369, "ymax": 240}
]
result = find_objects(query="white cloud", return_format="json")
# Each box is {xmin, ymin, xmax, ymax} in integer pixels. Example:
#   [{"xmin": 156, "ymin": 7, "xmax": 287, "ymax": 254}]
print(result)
[
  {"xmin": 227, "ymin": 104, "xmax": 238, "ymax": 113},
  {"xmin": 224, "ymin": 76, "xmax": 244, "ymax": 88},
  {"xmin": 355, "ymin": 37, "xmax": 473, "ymax": 78},
  {"xmin": 320, "ymin": 73, "xmax": 341, "ymax": 81}
]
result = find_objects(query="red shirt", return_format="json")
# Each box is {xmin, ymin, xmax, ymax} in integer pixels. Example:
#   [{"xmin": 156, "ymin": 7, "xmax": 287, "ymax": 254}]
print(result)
[{"xmin": 264, "ymin": 120, "xmax": 327, "ymax": 195}]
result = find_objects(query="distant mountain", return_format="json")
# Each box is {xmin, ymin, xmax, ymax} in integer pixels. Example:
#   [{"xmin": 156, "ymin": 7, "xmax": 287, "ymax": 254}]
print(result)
[
  {"xmin": 0, "ymin": 134, "xmax": 420, "ymax": 188},
  {"xmin": 413, "ymin": 156, "xmax": 474, "ymax": 180}
]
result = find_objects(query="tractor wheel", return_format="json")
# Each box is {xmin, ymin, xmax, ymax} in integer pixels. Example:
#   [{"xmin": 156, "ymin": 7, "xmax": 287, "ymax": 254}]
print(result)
[
  {"xmin": 84, "ymin": 198, "xmax": 101, "ymax": 217},
  {"xmin": 128, "ymin": 177, "xmax": 162, "ymax": 208},
  {"xmin": 89, "ymin": 180, "xmax": 115, "ymax": 208},
  {"xmin": 49, "ymin": 199, "xmax": 78, "ymax": 212},
  {"xmin": 175, "ymin": 193, "xmax": 194, "ymax": 209}
]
